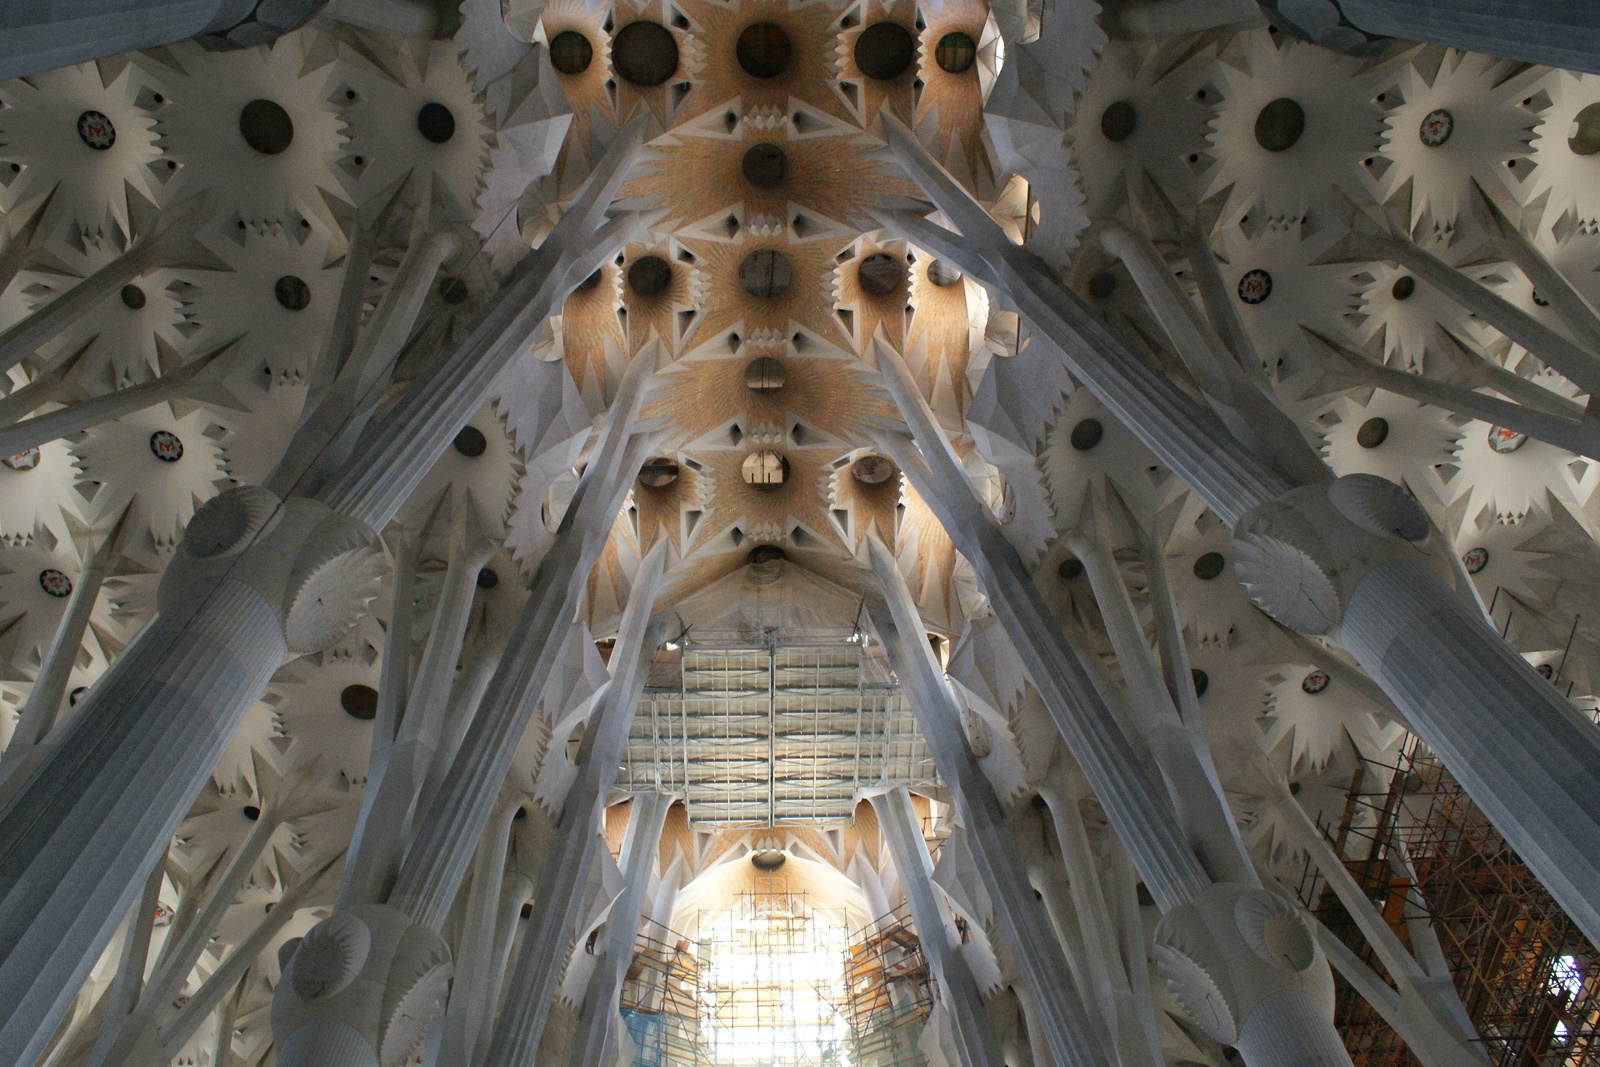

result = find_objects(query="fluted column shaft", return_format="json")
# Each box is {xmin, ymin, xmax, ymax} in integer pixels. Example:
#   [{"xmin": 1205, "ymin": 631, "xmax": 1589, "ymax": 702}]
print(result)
[
  {"xmin": 479, "ymin": 545, "xmax": 668, "ymax": 1067},
  {"xmin": 867, "ymin": 539, "xmax": 1113, "ymax": 1067},
  {"xmin": 0, "ymin": 578, "xmax": 284, "ymax": 1067},
  {"xmin": 1342, "ymin": 558, "xmax": 1600, "ymax": 945},
  {"xmin": 1335, "ymin": 0, "xmax": 1600, "ymax": 75},
  {"xmin": 869, "ymin": 787, "xmax": 1005, "ymax": 1067},
  {"xmin": 564, "ymin": 791, "xmax": 673, "ymax": 1067}
]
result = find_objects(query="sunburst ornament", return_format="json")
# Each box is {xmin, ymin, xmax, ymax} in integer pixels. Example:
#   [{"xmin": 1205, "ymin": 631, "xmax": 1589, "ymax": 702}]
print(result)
[
  {"xmin": 334, "ymin": 39, "xmax": 492, "ymax": 220},
  {"xmin": 1526, "ymin": 69, "xmax": 1600, "ymax": 236},
  {"xmin": 1373, "ymin": 49, "xmax": 1539, "ymax": 229},
  {"xmin": 0, "ymin": 60, "xmax": 163, "ymax": 245},
  {"xmin": 1203, "ymin": 29, "xmax": 1385, "ymax": 230},
  {"xmin": 146, "ymin": 32, "xmax": 349, "ymax": 235},
  {"xmin": 1348, "ymin": 258, "xmax": 1488, "ymax": 374},
  {"xmin": 73, "ymin": 406, "xmax": 230, "ymax": 545}
]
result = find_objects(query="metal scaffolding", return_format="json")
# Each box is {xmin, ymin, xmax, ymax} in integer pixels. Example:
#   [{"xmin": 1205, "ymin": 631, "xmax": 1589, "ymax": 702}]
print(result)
[
  {"xmin": 620, "ymin": 632, "xmax": 937, "ymax": 826},
  {"xmin": 1293, "ymin": 739, "xmax": 1600, "ymax": 1067},
  {"xmin": 622, "ymin": 920, "xmax": 709, "ymax": 1067},
  {"xmin": 844, "ymin": 905, "xmax": 934, "ymax": 1067}
]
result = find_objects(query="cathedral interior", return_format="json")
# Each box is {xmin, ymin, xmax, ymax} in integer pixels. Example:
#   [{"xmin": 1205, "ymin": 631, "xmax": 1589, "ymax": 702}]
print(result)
[{"xmin": 4, "ymin": 1, "xmax": 1600, "ymax": 1067}]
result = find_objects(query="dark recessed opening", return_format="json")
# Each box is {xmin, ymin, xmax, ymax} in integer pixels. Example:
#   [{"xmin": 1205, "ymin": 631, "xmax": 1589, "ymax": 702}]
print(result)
[
  {"xmin": 638, "ymin": 457, "xmax": 680, "ymax": 487},
  {"xmin": 1100, "ymin": 100, "xmax": 1137, "ymax": 142},
  {"xmin": 1070, "ymin": 418, "xmax": 1103, "ymax": 451},
  {"xmin": 341, "ymin": 683, "xmax": 379, "ymax": 720},
  {"xmin": 748, "ymin": 544, "xmax": 787, "ymax": 564},
  {"xmin": 1087, "ymin": 271, "xmax": 1116, "ymax": 299},
  {"xmin": 1254, "ymin": 97, "xmax": 1305, "ymax": 152},
  {"xmin": 242, "ymin": 805, "xmax": 261, "ymax": 821},
  {"xmin": 750, "ymin": 849, "xmax": 787, "ymax": 870},
  {"xmin": 741, "ymin": 143, "xmax": 787, "ymax": 188},
  {"xmin": 737, "ymin": 22, "xmax": 793, "ymax": 78},
  {"xmin": 851, "ymin": 454, "xmax": 896, "ymax": 484},
  {"xmin": 416, "ymin": 102, "xmax": 456, "ymax": 143},
  {"xmin": 745, "ymin": 355, "xmax": 786, "ymax": 391},
  {"xmin": 739, "ymin": 249, "xmax": 791, "ymax": 298},
  {"xmin": 1057, "ymin": 557, "xmax": 1084, "ymax": 580},
  {"xmin": 1571, "ymin": 102, "xmax": 1600, "ymax": 156},
  {"xmin": 628, "ymin": 255, "xmax": 673, "ymax": 296},
  {"xmin": 855, "ymin": 22, "xmax": 915, "ymax": 81},
  {"xmin": 438, "ymin": 276, "xmax": 469, "ymax": 304},
  {"xmin": 239, "ymin": 99, "xmax": 294, "ymax": 155},
  {"xmin": 1391, "ymin": 275, "xmax": 1416, "ymax": 301},
  {"xmin": 550, "ymin": 30, "xmax": 594, "ymax": 75},
  {"xmin": 926, "ymin": 259, "xmax": 962, "ymax": 287},
  {"xmin": 613, "ymin": 21, "xmax": 679, "ymax": 87},
  {"xmin": 476, "ymin": 568, "xmax": 499, "ymax": 589},
  {"xmin": 857, "ymin": 252, "xmax": 904, "ymax": 295},
  {"xmin": 1192, "ymin": 551, "xmax": 1225, "ymax": 580},
  {"xmin": 275, "ymin": 275, "xmax": 311, "ymax": 311},
  {"xmin": 1357, "ymin": 417, "xmax": 1389, "ymax": 449},
  {"xmin": 120, "ymin": 284, "xmax": 146, "ymax": 310},
  {"xmin": 577, "ymin": 270, "xmax": 603, "ymax": 292},
  {"xmin": 1190, "ymin": 668, "xmax": 1209, "ymax": 697},
  {"xmin": 935, "ymin": 31, "xmax": 976, "ymax": 74},
  {"xmin": 453, "ymin": 425, "xmax": 488, "ymax": 457}
]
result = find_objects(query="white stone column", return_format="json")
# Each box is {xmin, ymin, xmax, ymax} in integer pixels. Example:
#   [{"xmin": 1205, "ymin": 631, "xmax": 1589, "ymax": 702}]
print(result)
[
  {"xmin": 478, "ymin": 545, "xmax": 670, "ymax": 1067},
  {"xmin": 869, "ymin": 786, "xmax": 1005, "ymax": 1067},
  {"xmin": 1339, "ymin": 557, "xmax": 1600, "ymax": 945},
  {"xmin": 866, "ymin": 537, "xmax": 1115, "ymax": 1067},
  {"xmin": 0, "ymin": 0, "xmax": 335, "ymax": 81},
  {"xmin": 1333, "ymin": 0, "xmax": 1600, "ymax": 76},
  {"xmin": 564, "ymin": 791, "xmax": 674, "ymax": 1067},
  {"xmin": 0, "ymin": 505, "xmax": 131, "ymax": 791},
  {"xmin": 0, "ymin": 339, "xmax": 238, "ymax": 458},
  {"xmin": 0, "ymin": 197, "xmax": 227, "ymax": 378}
]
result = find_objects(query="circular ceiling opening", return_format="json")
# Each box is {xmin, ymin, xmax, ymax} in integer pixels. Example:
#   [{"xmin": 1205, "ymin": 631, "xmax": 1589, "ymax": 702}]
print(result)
[
  {"xmin": 576, "ymin": 270, "xmax": 603, "ymax": 292},
  {"xmin": 857, "ymin": 252, "xmax": 904, "ymax": 295},
  {"xmin": 1191, "ymin": 668, "xmax": 1208, "ymax": 697},
  {"xmin": 275, "ymin": 275, "xmax": 311, "ymax": 311},
  {"xmin": 416, "ymin": 102, "xmax": 456, "ymax": 143},
  {"xmin": 926, "ymin": 259, "xmax": 962, "ymax": 287},
  {"xmin": 1101, "ymin": 100, "xmax": 1137, "ymax": 142},
  {"xmin": 638, "ymin": 457, "xmax": 680, "ymax": 487},
  {"xmin": 851, "ymin": 454, "xmax": 896, "ymax": 484},
  {"xmin": 855, "ymin": 22, "xmax": 915, "ymax": 81},
  {"xmin": 1057, "ymin": 557, "xmax": 1083, "ymax": 580},
  {"xmin": 935, "ymin": 31, "xmax": 976, "ymax": 74},
  {"xmin": 739, "ymin": 249, "xmax": 791, "ymax": 298},
  {"xmin": 737, "ymin": 22, "xmax": 793, "ymax": 79},
  {"xmin": 742, "ymin": 142, "xmax": 787, "ymax": 188},
  {"xmin": 750, "ymin": 849, "xmax": 787, "ymax": 870},
  {"xmin": 239, "ymin": 99, "xmax": 294, "ymax": 155},
  {"xmin": 628, "ymin": 255, "xmax": 673, "ymax": 296},
  {"xmin": 1192, "ymin": 551, "xmax": 1225, "ymax": 580},
  {"xmin": 1088, "ymin": 271, "xmax": 1117, "ymax": 299},
  {"xmin": 120, "ymin": 284, "xmax": 146, "ymax": 310},
  {"xmin": 1356, "ymin": 417, "xmax": 1389, "ymax": 449},
  {"xmin": 744, "ymin": 355, "xmax": 786, "ymax": 391},
  {"xmin": 453, "ymin": 425, "xmax": 488, "ymax": 457},
  {"xmin": 1070, "ymin": 418, "xmax": 1103, "ymax": 451},
  {"xmin": 613, "ymin": 21, "xmax": 679, "ymax": 87},
  {"xmin": 748, "ymin": 544, "xmax": 787, "ymax": 564},
  {"xmin": 1391, "ymin": 275, "xmax": 1416, "ymax": 300},
  {"xmin": 341, "ymin": 683, "xmax": 379, "ymax": 720},
  {"xmin": 476, "ymin": 568, "xmax": 499, "ymax": 589},
  {"xmin": 1571, "ymin": 102, "xmax": 1600, "ymax": 156},
  {"xmin": 1254, "ymin": 97, "xmax": 1305, "ymax": 152},
  {"xmin": 742, "ymin": 449, "xmax": 789, "ymax": 486},
  {"xmin": 550, "ymin": 30, "xmax": 594, "ymax": 75}
]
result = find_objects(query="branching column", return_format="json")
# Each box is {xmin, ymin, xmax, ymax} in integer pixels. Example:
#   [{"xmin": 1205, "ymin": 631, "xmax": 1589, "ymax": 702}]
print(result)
[
  {"xmin": 868, "ymin": 786, "xmax": 1006, "ymax": 1067},
  {"xmin": 875, "ymin": 110, "xmax": 1600, "ymax": 957},
  {"xmin": 0, "ymin": 121, "xmax": 645, "ymax": 1067}
]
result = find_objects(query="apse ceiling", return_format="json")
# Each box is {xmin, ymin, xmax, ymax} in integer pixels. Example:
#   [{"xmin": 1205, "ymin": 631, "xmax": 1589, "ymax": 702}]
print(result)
[{"xmin": 5, "ymin": 0, "xmax": 1600, "ymax": 1003}]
